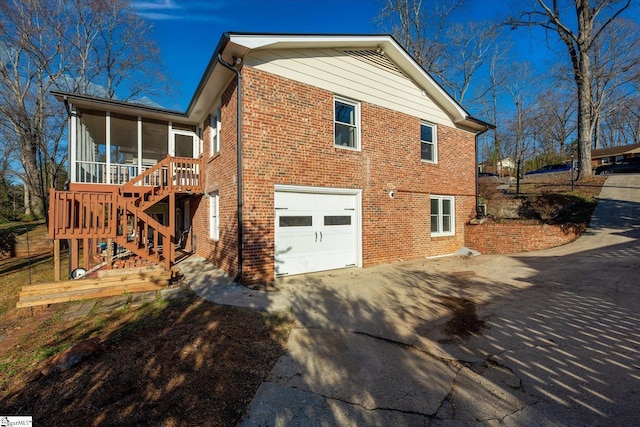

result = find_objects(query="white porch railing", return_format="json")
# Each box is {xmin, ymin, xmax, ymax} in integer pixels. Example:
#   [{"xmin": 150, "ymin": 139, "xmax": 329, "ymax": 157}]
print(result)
[{"xmin": 75, "ymin": 161, "xmax": 152, "ymax": 185}]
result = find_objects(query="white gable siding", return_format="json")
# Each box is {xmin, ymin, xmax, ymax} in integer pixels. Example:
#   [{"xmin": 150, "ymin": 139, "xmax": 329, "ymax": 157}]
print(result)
[{"xmin": 244, "ymin": 48, "xmax": 456, "ymax": 128}]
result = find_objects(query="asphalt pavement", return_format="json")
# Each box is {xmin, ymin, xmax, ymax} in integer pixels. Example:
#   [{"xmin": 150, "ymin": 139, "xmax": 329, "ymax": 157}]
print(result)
[{"xmin": 181, "ymin": 174, "xmax": 640, "ymax": 426}]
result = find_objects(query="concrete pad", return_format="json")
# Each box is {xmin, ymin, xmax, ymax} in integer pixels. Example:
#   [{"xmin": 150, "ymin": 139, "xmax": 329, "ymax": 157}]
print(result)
[
  {"xmin": 129, "ymin": 291, "xmax": 157, "ymax": 307},
  {"xmin": 447, "ymin": 366, "xmax": 538, "ymax": 423},
  {"xmin": 160, "ymin": 287, "xmax": 184, "ymax": 301},
  {"xmin": 62, "ymin": 300, "xmax": 96, "ymax": 319},
  {"xmin": 240, "ymin": 382, "xmax": 430, "ymax": 427},
  {"xmin": 178, "ymin": 256, "xmax": 291, "ymax": 311},
  {"xmin": 95, "ymin": 295, "xmax": 129, "ymax": 313},
  {"xmin": 268, "ymin": 328, "xmax": 457, "ymax": 415},
  {"xmin": 207, "ymin": 175, "xmax": 640, "ymax": 425}
]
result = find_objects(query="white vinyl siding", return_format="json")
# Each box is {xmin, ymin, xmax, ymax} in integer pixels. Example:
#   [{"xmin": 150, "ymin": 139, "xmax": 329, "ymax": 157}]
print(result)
[
  {"xmin": 209, "ymin": 191, "xmax": 219, "ymax": 240},
  {"xmin": 431, "ymin": 196, "xmax": 454, "ymax": 237},
  {"xmin": 244, "ymin": 48, "xmax": 456, "ymax": 128}
]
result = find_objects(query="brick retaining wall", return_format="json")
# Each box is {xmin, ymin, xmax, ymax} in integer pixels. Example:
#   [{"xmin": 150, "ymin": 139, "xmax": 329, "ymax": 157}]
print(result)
[{"xmin": 465, "ymin": 220, "xmax": 581, "ymax": 254}]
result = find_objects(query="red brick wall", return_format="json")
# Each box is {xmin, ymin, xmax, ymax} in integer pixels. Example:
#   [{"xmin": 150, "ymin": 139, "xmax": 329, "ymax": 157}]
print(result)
[
  {"xmin": 241, "ymin": 67, "xmax": 478, "ymax": 283},
  {"xmin": 192, "ymin": 80, "xmax": 241, "ymax": 279},
  {"xmin": 194, "ymin": 66, "xmax": 478, "ymax": 285},
  {"xmin": 465, "ymin": 220, "xmax": 579, "ymax": 254}
]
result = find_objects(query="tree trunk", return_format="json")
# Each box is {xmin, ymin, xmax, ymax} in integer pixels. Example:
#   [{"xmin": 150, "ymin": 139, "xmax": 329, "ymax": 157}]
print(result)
[
  {"xmin": 23, "ymin": 183, "xmax": 32, "ymax": 217},
  {"xmin": 577, "ymin": 52, "xmax": 593, "ymax": 178},
  {"xmin": 21, "ymin": 140, "xmax": 44, "ymax": 218}
]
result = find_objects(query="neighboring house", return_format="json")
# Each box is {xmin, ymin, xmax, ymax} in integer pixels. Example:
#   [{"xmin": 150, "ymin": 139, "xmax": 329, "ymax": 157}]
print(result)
[
  {"xmin": 49, "ymin": 32, "xmax": 492, "ymax": 286},
  {"xmin": 497, "ymin": 157, "xmax": 515, "ymax": 176},
  {"xmin": 591, "ymin": 142, "xmax": 640, "ymax": 167}
]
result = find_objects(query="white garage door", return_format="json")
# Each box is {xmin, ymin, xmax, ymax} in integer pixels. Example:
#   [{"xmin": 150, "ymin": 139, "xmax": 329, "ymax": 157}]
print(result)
[{"xmin": 274, "ymin": 188, "xmax": 360, "ymax": 276}]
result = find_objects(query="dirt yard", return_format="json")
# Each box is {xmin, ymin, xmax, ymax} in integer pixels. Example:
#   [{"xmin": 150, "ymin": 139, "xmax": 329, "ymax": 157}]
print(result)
[{"xmin": 0, "ymin": 238, "xmax": 292, "ymax": 426}]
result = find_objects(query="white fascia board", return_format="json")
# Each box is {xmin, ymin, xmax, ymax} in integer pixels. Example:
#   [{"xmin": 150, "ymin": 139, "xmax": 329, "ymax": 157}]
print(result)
[
  {"xmin": 228, "ymin": 34, "xmax": 476, "ymax": 129},
  {"xmin": 228, "ymin": 34, "xmax": 391, "ymax": 50}
]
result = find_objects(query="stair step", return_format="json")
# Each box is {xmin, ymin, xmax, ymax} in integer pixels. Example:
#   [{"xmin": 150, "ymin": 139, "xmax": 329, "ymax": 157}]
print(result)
[
  {"xmin": 17, "ymin": 271, "xmax": 171, "ymax": 308},
  {"xmin": 17, "ymin": 282, "xmax": 166, "ymax": 308},
  {"xmin": 19, "ymin": 271, "xmax": 171, "ymax": 295}
]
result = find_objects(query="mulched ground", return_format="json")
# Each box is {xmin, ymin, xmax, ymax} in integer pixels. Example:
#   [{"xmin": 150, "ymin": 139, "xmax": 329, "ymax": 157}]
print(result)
[{"xmin": 0, "ymin": 293, "xmax": 291, "ymax": 426}]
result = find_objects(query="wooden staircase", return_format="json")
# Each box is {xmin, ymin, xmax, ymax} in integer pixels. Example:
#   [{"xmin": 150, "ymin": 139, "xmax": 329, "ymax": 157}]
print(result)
[{"xmin": 48, "ymin": 155, "xmax": 203, "ymax": 271}]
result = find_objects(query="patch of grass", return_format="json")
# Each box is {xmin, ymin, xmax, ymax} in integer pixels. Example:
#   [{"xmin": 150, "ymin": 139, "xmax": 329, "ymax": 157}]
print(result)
[
  {"xmin": 0, "ymin": 253, "xmax": 67, "ymax": 323},
  {"xmin": 35, "ymin": 342, "xmax": 72, "ymax": 362}
]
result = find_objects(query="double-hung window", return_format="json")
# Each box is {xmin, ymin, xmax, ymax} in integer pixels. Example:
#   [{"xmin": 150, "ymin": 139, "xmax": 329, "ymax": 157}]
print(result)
[
  {"xmin": 421, "ymin": 122, "xmax": 437, "ymax": 162},
  {"xmin": 210, "ymin": 109, "xmax": 221, "ymax": 156},
  {"xmin": 334, "ymin": 96, "xmax": 360, "ymax": 149},
  {"xmin": 431, "ymin": 196, "xmax": 454, "ymax": 236},
  {"xmin": 209, "ymin": 191, "xmax": 219, "ymax": 240}
]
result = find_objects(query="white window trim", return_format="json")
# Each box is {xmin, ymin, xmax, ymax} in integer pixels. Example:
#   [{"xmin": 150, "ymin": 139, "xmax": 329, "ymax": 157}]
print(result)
[
  {"xmin": 334, "ymin": 96, "xmax": 361, "ymax": 151},
  {"xmin": 209, "ymin": 191, "xmax": 219, "ymax": 240},
  {"xmin": 210, "ymin": 108, "xmax": 221, "ymax": 157},
  {"xmin": 431, "ymin": 195, "xmax": 455, "ymax": 237},
  {"xmin": 420, "ymin": 122, "xmax": 437, "ymax": 163}
]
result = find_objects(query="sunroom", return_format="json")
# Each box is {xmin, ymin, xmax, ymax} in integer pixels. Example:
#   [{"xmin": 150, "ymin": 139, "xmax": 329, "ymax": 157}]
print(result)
[
  {"xmin": 52, "ymin": 91, "xmax": 202, "ymax": 186},
  {"xmin": 47, "ymin": 91, "xmax": 205, "ymax": 279}
]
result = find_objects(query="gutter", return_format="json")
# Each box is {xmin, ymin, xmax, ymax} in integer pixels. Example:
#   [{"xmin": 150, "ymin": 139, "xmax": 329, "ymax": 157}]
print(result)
[
  {"xmin": 217, "ymin": 54, "xmax": 244, "ymax": 283},
  {"xmin": 469, "ymin": 117, "xmax": 495, "ymax": 219}
]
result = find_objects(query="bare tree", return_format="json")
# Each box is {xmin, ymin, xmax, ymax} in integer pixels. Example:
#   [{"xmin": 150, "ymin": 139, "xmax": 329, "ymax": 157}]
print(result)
[
  {"xmin": 508, "ymin": 0, "xmax": 634, "ymax": 179},
  {"xmin": 0, "ymin": 0, "xmax": 166, "ymax": 220},
  {"xmin": 0, "ymin": 0, "xmax": 67, "ymax": 218},
  {"xmin": 590, "ymin": 18, "xmax": 640, "ymax": 149},
  {"xmin": 501, "ymin": 62, "xmax": 540, "ymax": 172},
  {"xmin": 62, "ymin": 0, "xmax": 166, "ymax": 100},
  {"xmin": 598, "ymin": 93, "xmax": 640, "ymax": 147},
  {"xmin": 379, "ymin": 0, "xmax": 466, "ymax": 77},
  {"xmin": 533, "ymin": 87, "xmax": 576, "ymax": 156},
  {"xmin": 477, "ymin": 38, "xmax": 513, "ymax": 174},
  {"xmin": 439, "ymin": 21, "xmax": 502, "ymax": 104}
]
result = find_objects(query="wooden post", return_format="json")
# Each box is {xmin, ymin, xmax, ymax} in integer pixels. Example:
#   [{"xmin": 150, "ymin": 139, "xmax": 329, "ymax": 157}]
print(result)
[
  {"xmin": 71, "ymin": 239, "xmax": 79, "ymax": 272},
  {"xmin": 54, "ymin": 239, "xmax": 61, "ymax": 281},
  {"xmin": 106, "ymin": 238, "xmax": 113, "ymax": 269},
  {"xmin": 168, "ymin": 192, "xmax": 175, "ymax": 270},
  {"xmin": 83, "ymin": 238, "xmax": 89, "ymax": 270}
]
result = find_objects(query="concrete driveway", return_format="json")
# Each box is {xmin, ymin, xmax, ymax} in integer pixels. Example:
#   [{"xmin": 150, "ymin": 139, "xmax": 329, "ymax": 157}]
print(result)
[{"xmin": 183, "ymin": 174, "xmax": 640, "ymax": 426}]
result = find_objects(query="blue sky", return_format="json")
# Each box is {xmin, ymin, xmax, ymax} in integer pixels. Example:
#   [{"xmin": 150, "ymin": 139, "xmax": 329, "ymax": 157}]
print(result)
[
  {"xmin": 134, "ymin": 0, "xmax": 387, "ymax": 110},
  {"xmin": 133, "ymin": 0, "xmax": 515, "ymax": 111}
]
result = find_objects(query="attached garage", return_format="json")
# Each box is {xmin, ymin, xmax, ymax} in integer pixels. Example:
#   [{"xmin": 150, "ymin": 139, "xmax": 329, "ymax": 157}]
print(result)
[{"xmin": 274, "ymin": 185, "xmax": 362, "ymax": 276}]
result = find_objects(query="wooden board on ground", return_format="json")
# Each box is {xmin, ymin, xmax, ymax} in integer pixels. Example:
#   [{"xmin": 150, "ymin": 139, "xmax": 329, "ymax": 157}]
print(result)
[{"xmin": 16, "ymin": 270, "xmax": 172, "ymax": 309}]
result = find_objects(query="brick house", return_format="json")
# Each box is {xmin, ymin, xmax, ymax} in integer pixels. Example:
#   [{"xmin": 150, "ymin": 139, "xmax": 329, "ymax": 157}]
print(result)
[
  {"xmin": 590, "ymin": 142, "xmax": 640, "ymax": 167},
  {"xmin": 48, "ymin": 33, "xmax": 492, "ymax": 286}
]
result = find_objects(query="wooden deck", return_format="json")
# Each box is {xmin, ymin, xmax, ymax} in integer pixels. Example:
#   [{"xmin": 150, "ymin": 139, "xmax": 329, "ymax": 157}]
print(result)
[
  {"xmin": 48, "ymin": 155, "xmax": 204, "ymax": 275},
  {"xmin": 17, "ymin": 270, "xmax": 172, "ymax": 308}
]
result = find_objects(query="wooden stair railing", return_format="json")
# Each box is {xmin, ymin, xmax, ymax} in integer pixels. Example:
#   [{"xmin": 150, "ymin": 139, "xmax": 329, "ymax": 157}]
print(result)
[
  {"xmin": 48, "ymin": 155, "xmax": 203, "ymax": 269},
  {"xmin": 121, "ymin": 156, "xmax": 202, "ymax": 193},
  {"xmin": 49, "ymin": 188, "xmax": 117, "ymax": 240},
  {"xmin": 121, "ymin": 156, "xmax": 202, "ymax": 211},
  {"xmin": 116, "ymin": 201, "xmax": 172, "ymax": 270}
]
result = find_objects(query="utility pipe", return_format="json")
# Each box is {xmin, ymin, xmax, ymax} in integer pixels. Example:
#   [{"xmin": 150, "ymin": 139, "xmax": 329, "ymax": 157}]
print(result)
[{"xmin": 218, "ymin": 54, "xmax": 244, "ymax": 282}]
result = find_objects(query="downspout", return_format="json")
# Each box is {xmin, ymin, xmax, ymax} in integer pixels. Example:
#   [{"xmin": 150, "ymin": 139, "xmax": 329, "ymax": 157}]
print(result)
[
  {"xmin": 218, "ymin": 54, "xmax": 244, "ymax": 282},
  {"xmin": 468, "ymin": 117, "xmax": 493, "ymax": 218}
]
